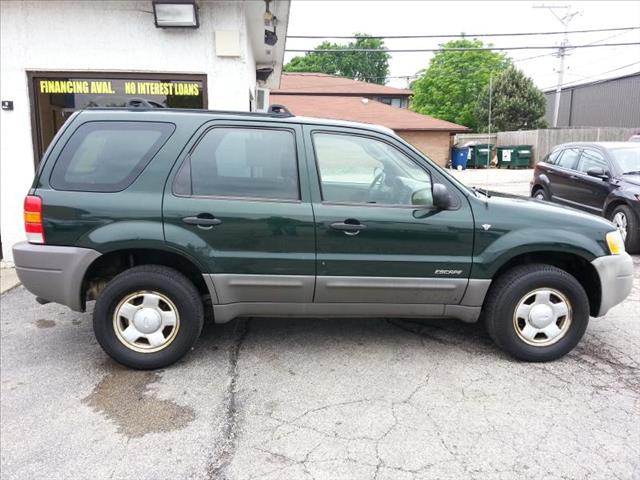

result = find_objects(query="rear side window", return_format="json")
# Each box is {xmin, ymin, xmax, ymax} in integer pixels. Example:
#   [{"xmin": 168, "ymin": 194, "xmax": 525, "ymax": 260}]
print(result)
[
  {"xmin": 175, "ymin": 127, "xmax": 299, "ymax": 200},
  {"xmin": 50, "ymin": 121, "xmax": 174, "ymax": 192},
  {"xmin": 556, "ymin": 148, "xmax": 581, "ymax": 170}
]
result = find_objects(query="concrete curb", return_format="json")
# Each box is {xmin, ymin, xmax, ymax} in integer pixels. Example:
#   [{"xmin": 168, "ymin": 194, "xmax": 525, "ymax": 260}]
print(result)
[{"xmin": 1, "ymin": 267, "xmax": 21, "ymax": 295}]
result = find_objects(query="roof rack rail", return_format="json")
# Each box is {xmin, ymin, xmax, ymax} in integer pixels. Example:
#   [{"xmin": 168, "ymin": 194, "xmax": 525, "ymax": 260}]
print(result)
[
  {"xmin": 268, "ymin": 104, "xmax": 293, "ymax": 116},
  {"xmin": 81, "ymin": 106, "xmax": 296, "ymax": 118}
]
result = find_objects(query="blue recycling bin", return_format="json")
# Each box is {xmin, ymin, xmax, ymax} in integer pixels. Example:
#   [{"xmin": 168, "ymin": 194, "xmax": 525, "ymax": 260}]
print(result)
[{"xmin": 451, "ymin": 147, "xmax": 470, "ymax": 169}]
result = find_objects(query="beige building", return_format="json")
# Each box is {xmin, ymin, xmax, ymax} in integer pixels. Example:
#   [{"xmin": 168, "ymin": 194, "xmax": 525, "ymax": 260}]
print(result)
[{"xmin": 271, "ymin": 73, "xmax": 468, "ymax": 166}]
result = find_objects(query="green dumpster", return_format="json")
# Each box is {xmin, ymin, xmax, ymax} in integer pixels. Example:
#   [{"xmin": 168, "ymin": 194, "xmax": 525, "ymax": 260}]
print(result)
[
  {"xmin": 469, "ymin": 144, "xmax": 493, "ymax": 168},
  {"xmin": 497, "ymin": 145, "xmax": 533, "ymax": 169}
]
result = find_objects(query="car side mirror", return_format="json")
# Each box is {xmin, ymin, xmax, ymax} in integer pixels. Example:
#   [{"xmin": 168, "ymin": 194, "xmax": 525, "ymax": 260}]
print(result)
[
  {"xmin": 432, "ymin": 183, "xmax": 452, "ymax": 210},
  {"xmin": 587, "ymin": 166, "xmax": 609, "ymax": 179}
]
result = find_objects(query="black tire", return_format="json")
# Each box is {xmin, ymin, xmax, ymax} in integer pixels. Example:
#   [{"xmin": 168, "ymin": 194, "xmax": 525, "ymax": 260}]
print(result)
[
  {"xmin": 93, "ymin": 265, "xmax": 204, "ymax": 369},
  {"xmin": 608, "ymin": 204, "xmax": 640, "ymax": 254},
  {"xmin": 531, "ymin": 186, "xmax": 548, "ymax": 201},
  {"xmin": 484, "ymin": 264, "xmax": 589, "ymax": 362}
]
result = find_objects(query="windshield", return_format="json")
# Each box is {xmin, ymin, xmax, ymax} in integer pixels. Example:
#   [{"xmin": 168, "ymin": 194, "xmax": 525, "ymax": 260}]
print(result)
[{"xmin": 611, "ymin": 146, "xmax": 640, "ymax": 174}]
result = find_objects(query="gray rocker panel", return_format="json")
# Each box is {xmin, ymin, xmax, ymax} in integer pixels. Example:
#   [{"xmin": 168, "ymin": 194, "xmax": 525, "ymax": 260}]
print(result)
[
  {"xmin": 202, "ymin": 274, "xmax": 492, "ymax": 324},
  {"xmin": 212, "ymin": 302, "xmax": 481, "ymax": 324},
  {"xmin": 314, "ymin": 276, "xmax": 468, "ymax": 304},
  {"xmin": 206, "ymin": 274, "xmax": 315, "ymax": 304}
]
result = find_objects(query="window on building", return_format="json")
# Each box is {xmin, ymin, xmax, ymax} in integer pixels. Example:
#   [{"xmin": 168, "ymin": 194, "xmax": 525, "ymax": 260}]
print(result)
[
  {"xmin": 179, "ymin": 127, "xmax": 299, "ymax": 200},
  {"xmin": 30, "ymin": 73, "xmax": 206, "ymax": 164},
  {"xmin": 50, "ymin": 121, "xmax": 175, "ymax": 192}
]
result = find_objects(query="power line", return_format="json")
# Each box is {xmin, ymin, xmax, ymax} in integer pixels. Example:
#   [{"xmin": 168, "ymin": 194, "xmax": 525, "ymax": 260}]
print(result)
[
  {"xmin": 286, "ymin": 42, "xmax": 640, "ymax": 53},
  {"xmin": 286, "ymin": 25, "xmax": 640, "ymax": 40},
  {"xmin": 513, "ymin": 29, "xmax": 637, "ymax": 63},
  {"xmin": 278, "ymin": 61, "xmax": 640, "ymax": 93}
]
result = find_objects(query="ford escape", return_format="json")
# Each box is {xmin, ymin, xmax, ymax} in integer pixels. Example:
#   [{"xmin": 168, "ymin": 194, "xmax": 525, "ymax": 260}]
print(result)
[{"xmin": 13, "ymin": 108, "xmax": 634, "ymax": 369}]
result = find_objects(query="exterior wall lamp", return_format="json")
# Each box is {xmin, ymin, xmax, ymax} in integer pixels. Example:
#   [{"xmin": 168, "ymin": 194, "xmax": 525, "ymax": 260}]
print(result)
[{"xmin": 152, "ymin": 0, "xmax": 199, "ymax": 28}]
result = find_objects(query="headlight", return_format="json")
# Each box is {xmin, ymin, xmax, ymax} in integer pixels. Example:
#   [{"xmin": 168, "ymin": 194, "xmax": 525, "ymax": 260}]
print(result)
[{"xmin": 606, "ymin": 230, "xmax": 625, "ymax": 255}]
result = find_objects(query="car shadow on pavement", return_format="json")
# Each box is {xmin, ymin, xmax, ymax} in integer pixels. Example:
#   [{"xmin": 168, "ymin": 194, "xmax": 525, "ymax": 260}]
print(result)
[{"xmin": 198, "ymin": 315, "xmax": 498, "ymax": 360}]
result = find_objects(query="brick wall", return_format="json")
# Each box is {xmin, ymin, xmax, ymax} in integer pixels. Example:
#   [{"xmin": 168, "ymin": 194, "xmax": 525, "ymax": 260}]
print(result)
[{"xmin": 396, "ymin": 130, "xmax": 452, "ymax": 167}]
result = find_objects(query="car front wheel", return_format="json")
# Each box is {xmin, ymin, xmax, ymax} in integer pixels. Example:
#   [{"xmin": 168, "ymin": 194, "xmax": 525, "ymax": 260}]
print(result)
[
  {"xmin": 484, "ymin": 264, "xmax": 589, "ymax": 362},
  {"xmin": 93, "ymin": 265, "xmax": 204, "ymax": 369}
]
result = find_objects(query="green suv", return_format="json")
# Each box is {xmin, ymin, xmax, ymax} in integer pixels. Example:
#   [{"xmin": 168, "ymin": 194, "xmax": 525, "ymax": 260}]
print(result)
[{"xmin": 13, "ymin": 108, "xmax": 634, "ymax": 369}]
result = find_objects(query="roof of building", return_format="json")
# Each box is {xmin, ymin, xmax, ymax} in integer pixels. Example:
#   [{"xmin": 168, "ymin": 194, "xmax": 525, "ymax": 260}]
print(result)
[
  {"xmin": 543, "ymin": 71, "xmax": 640, "ymax": 94},
  {"xmin": 274, "ymin": 72, "xmax": 414, "ymax": 96},
  {"xmin": 270, "ymin": 94, "xmax": 469, "ymax": 132}
]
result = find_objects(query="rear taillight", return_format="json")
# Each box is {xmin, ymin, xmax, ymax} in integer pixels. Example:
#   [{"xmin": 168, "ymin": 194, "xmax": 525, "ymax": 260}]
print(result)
[{"xmin": 24, "ymin": 195, "xmax": 44, "ymax": 244}]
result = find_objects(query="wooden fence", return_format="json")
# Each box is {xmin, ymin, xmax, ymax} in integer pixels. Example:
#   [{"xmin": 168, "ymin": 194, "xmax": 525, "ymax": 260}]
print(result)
[{"xmin": 454, "ymin": 127, "xmax": 638, "ymax": 164}]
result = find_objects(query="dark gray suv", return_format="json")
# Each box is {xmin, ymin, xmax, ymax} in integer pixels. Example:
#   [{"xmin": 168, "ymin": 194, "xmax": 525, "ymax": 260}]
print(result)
[{"xmin": 530, "ymin": 142, "xmax": 640, "ymax": 253}]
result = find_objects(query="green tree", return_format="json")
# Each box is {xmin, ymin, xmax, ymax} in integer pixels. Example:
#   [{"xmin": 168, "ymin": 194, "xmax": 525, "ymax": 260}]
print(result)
[
  {"xmin": 411, "ymin": 39, "xmax": 511, "ymax": 130},
  {"xmin": 284, "ymin": 41, "xmax": 341, "ymax": 75},
  {"xmin": 284, "ymin": 34, "xmax": 390, "ymax": 84},
  {"xmin": 475, "ymin": 66, "xmax": 548, "ymax": 132}
]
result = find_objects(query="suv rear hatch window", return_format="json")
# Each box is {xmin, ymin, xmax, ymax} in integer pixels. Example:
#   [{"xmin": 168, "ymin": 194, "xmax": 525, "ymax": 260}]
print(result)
[{"xmin": 50, "ymin": 121, "xmax": 174, "ymax": 192}]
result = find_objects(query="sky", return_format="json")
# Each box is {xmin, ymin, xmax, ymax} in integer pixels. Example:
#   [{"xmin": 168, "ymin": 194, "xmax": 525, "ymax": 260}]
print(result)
[{"xmin": 284, "ymin": 0, "xmax": 640, "ymax": 90}]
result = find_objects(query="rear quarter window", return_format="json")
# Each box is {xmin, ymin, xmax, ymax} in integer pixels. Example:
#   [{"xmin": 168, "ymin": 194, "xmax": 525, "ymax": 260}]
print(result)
[
  {"xmin": 50, "ymin": 121, "xmax": 174, "ymax": 192},
  {"xmin": 545, "ymin": 149, "xmax": 562, "ymax": 165}
]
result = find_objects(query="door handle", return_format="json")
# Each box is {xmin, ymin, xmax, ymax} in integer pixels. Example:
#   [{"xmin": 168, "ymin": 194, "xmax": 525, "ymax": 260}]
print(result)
[
  {"xmin": 182, "ymin": 215, "xmax": 223, "ymax": 227},
  {"xmin": 330, "ymin": 220, "xmax": 366, "ymax": 236}
]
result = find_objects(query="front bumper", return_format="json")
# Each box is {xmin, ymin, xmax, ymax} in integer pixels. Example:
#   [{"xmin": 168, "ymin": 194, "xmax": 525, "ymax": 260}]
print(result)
[
  {"xmin": 12, "ymin": 242, "xmax": 101, "ymax": 311},
  {"xmin": 591, "ymin": 252, "xmax": 634, "ymax": 317}
]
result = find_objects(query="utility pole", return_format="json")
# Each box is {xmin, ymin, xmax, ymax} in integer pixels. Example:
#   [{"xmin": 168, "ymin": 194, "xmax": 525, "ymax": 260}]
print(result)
[
  {"xmin": 534, "ymin": 4, "xmax": 580, "ymax": 127},
  {"xmin": 487, "ymin": 74, "xmax": 492, "ymax": 174},
  {"xmin": 487, "ymin": 74, "xmax": 492, "ymax": 153}
]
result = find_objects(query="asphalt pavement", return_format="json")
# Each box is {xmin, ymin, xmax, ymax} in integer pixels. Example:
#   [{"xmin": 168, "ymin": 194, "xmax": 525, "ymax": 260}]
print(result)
[{"xmin": 1, "ymin": 170, "xmax": 638, "ymax": 480}]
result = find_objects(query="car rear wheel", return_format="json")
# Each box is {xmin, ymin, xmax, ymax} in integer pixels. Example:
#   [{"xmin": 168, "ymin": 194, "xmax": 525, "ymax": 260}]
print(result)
[
  {"xmin": 609, "ymin": 204, "xmax": 640, "ymax": 254},
  {"xmin": 484, "ymin": 264, "xmax": 589, "ymax": 362},
  {"xmin": 532, "ymin": 187, "xmax": 548, "ymax": 201},
  {"xmin": 93, "ymin": 265, "xmax": 204, "ymax": 369}
]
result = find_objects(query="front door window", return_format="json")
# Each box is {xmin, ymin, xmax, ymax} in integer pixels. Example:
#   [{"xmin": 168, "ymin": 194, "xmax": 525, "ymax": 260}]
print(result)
[{"xmin": 313, "ymin": 132, "xmax": 433, "ymax": 207}]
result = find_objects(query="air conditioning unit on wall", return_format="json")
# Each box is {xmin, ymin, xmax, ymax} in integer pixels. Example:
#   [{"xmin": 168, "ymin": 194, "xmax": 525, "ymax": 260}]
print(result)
[{"xmin": 255, "ymin": 88, "xmax": 270, "ymax": 112}]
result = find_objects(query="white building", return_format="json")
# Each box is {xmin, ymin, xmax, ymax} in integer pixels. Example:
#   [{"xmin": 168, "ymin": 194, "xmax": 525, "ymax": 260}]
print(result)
[{"xmin": 0, "ymin": 0, "xmax": 290, "ymax": 261}]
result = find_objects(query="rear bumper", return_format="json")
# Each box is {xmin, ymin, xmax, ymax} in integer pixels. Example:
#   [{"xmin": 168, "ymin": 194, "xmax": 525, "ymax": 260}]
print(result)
[
  {"xmin": 591, "ymin": 252, "xmax": 634, "ymax": 317},
  {"xmin": 12, "ymin": 242, "xmax": 100, "ymax": 311}
]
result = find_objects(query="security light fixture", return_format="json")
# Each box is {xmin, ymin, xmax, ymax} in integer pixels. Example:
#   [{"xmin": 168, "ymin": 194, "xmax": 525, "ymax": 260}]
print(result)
[
  {"xmin": 263, "ymin": 0, "xmax": 278, "ymax": 45},
  {"xmin": 153, "ymin": 0, "xmax": 199, "ymax": 28},
  {"xmin": 265, "ymin": 26, "xmax": 278, "ymax": 46}
]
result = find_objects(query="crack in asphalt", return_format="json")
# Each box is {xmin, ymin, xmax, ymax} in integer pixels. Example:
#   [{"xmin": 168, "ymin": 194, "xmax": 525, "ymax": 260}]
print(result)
[
  {"xmin": 246, "ymin": 375, "xmax": 436, "ymax": 479},
  {"xmin": 570, "ymin": 336, "xmax": 640, "ymax": 393},
  {"xmin": 207, "ymin": 318, "xmax": 251, "ymax": 480}
]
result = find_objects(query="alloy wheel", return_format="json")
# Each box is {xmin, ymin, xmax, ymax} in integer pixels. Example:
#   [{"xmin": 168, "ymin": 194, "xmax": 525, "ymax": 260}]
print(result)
[
  {"xmin": 613, "ymin": 212, "xmax": 628, "ymax": 241},
  {"xmin": 512, "ymin": 288, "xmax": 572, "ymax": 347},
  {"xmin": 113, "ymin": 291, "xmax": 180, "ymax": 353}
]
